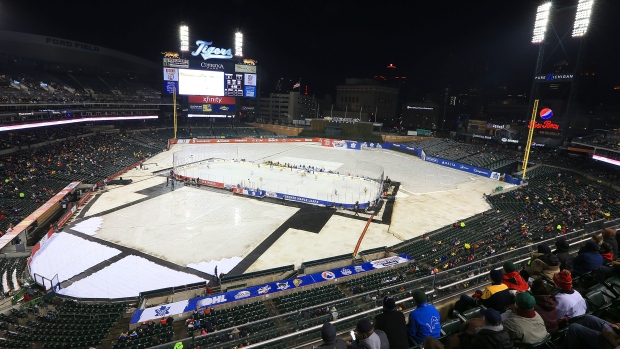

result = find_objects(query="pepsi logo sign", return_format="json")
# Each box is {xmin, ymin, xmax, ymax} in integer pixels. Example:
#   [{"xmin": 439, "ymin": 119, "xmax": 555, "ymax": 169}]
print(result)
[{"xmin": 539, "ymin": 108, "xmax": 553, "ymax": 120}]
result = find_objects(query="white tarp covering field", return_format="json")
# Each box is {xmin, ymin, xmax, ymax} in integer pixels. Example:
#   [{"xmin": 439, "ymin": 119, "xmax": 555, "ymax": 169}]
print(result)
[
  {"xmin": 58, "ymin": 255, "xmax": 206, "ymax": 299},
  {"xmin": 71, "ymin": 217, "xmax": 103, "ymax": 236},
  {"xmin": 29, "ymin": 232, "xmax": 121, "ymax": 283}
]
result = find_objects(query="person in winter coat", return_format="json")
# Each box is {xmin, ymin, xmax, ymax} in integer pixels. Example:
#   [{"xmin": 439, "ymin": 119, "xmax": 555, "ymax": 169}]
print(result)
[
  {"xmin": 502, "ymin": 262, "xmax": 529, "ymax": 293},
  {"xmin": 374, "ymin": 297, "xmax": 409, "ymax": 349},
  {"xmin": 501, "ymin": 293, "xmax": 548, "ymax": 345},
  {"xmin": 600, "ymin": 242, "xmax": 614, "ymax": 266},
  {"xmin": 316, "ymin": 322, "xmax": 347, "ymax": 349},
  {"xmin": 348, "ymin": 319, "xmax": 389, "ymax": 349},
  {"xmin": 553, "ymin": 237, "xmax": 573, "ymax": 271},
  {"xmin": 455, "ymin": 270, "xmax": 512, "ymax": 314},
  {"xmin": 461, "ymin": 308, "xmax": 513, "ymax": 349},
  {"xmin": 553, "ymin": 270, "xmax": 587, "ymax": 320},
  {"xmin": 572, "ymin": 240, "xmax": 604, "ymax": 277},
  {"xmin": 407, "ymin": 290, "xmax": 441, "ymax": 345},
  {"xmin": 526, "ymin": 253, "xmax": 560, "ymax": 281},
  {"xmin": 602, "ymin": 228, "xmax": 618, "ymax": 260},
  {"xmin": 530, "ymin": 279, "xmax": 558, "ymax": 333}
]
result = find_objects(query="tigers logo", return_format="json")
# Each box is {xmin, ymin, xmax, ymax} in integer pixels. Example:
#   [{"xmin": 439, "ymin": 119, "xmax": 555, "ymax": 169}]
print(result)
[{"xmin": 293, "ymin": 279, "xmax": 303, "ymax": 287}]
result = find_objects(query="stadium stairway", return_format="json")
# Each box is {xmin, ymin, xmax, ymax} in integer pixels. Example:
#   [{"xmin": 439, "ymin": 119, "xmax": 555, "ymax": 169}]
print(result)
[{"xmin": 101, "ymin": 314, "xmax": 132, "ymax": 349}]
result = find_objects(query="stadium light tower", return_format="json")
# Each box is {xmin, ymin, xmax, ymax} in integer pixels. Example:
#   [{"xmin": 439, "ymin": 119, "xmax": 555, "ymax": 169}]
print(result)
[
  {"xmin": 235, "ymin": 32, "xmax": 243, "ymax": 57},
  {"xmin": 572, "ymin": 0, "xmax": 594, "ymax": 37},
  {"xmin": 524, "ymin": 2, "xmax": 552, "ymax": 180},
  {"xmin": 180, "ymin": 25, "xmax": 189, "ymax": 52},
  {"xmin": 527, "ymin": 2, "xmax": 553, "ymax": 117},
  {"xmin": 532, "ymin": 2, "xmax": 552, "ymax": 43}
]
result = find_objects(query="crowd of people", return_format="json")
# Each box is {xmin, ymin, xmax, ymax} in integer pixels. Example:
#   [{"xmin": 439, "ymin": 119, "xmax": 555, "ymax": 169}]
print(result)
[
  {"xmin": 314, "ymin": 226, "xmax": 620, "ymax": 349},
  {"xmin": 0, "ymin": 131, "xmax": 155, "ymax": 234}
]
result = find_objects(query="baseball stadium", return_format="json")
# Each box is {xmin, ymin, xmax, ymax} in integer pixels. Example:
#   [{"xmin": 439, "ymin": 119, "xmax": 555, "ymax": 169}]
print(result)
[{"xmin": 1, "ymin": 4, "xmax": 620, "ymax": 348}]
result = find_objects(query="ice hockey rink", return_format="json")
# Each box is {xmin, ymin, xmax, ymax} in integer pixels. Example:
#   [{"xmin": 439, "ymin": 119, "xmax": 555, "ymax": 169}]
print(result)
[{"xmin": 29, "ymin": 142, "xmax": 508, "ymax": 298}]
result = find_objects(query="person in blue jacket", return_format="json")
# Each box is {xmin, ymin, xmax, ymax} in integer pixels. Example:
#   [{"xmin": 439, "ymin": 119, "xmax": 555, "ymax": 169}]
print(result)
[
  {"xmin": 572, "ymin": 240, "xmax": 603, "ymax": 277},
  {"xmin": 407, "ymin": 290, "xmax": 441, "ymax": 345}
]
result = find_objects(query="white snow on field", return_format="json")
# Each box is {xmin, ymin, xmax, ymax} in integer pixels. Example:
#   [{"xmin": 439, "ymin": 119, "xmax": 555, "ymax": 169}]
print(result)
[
  {"xmin": 29, "ymin": 232, "xmax": 121, "ymax": 283},
  {"xmin": 72, "ymin": 217, "xmax": 104, "ymax": 236},
  {"xmin": 58, "ymin": 255, "xmax": 206, "ymax": 299}
]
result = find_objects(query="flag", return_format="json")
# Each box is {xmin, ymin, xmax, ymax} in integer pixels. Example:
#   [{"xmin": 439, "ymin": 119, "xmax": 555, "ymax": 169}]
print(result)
[{"xmin": 292, "ymin": 81, "xmax": 300, "ymax": 89}]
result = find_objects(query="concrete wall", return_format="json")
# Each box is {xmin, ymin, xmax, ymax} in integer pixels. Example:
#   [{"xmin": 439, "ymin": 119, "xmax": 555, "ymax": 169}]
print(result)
[
  {"xmin": 249, "ymin": 123, "xmax": 303, "ymax": 136},
  {"xmin": 381, "ymin": 135, "xmax": 439, "ymax": 143}
]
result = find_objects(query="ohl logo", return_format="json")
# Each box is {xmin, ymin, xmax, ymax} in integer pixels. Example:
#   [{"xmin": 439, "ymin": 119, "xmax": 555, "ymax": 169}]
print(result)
[{"xmin": 539, "ymin": 108, "xmax": 553, "ymax": 120}]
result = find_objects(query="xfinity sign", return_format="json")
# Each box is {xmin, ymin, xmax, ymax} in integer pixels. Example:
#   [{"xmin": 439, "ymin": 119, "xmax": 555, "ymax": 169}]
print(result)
[{"xmin": 191, "ymin": 40, "xmax": 233, "ymax": 60}]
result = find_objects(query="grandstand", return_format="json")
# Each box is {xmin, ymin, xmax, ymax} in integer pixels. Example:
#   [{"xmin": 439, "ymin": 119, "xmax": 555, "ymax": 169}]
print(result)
[{"xmin": 1, "ymin": 28, "xmax": 620, "ymax": 349}]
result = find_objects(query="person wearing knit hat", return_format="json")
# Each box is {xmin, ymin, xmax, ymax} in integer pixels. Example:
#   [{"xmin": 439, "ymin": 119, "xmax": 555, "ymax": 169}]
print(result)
[
  {"xmin": 407, "ymin": 290, "xmax": 441, "ymax": 344},
  {"xmin": 553, "ymin": 270, "xmax": 587, "ymax": 320},
  {"xmin": 349, "ymin": 319, "xmax": 390, "ymax": 349},
  {"xmin": 374, "ymin": 297, "xmax": 409, "ymax": 349},
  {"xmin": 573, "ymin": 240, "xmax": 604, "ymax": 277},
  {"xmin": 316, "ymin": 322, "xmax": 347, "ymax": 349},
  {"xmin": 502, "ymin": 292, "xmax": 548, "ymax": 345},
  {"xmin": 537, "ymin": 244, "xmax": 552, "ymax": 255},
  {"xmin": 553, "ymin": 237, "xmax": 573, "ymax": 272},
  {"xmin": 502, "ymin": 261, "xmax": 530, "ymax": 292}
]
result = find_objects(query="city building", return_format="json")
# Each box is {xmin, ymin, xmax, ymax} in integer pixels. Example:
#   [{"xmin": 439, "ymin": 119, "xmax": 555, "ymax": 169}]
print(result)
[
  {"xmin": 258, "ymin": 92, "xmax": 319, "ymax": 124},
  {"xmin": 335, "ymin": 79, "xmax": 399, "ymax": 123}
]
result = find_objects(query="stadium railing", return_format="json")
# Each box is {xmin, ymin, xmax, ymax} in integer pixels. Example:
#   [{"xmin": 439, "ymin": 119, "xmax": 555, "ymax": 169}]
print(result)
[
  {"xmin": 145, "ymin": 218, "xmax": 620, "ymax": 349},
  {"xmin": 221, "ymin": 265, "xmax": 295, "ymax": 291}
]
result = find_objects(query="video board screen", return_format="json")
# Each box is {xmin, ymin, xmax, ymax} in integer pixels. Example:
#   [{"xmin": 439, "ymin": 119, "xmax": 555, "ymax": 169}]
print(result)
[{"xmin": 178, "ymin": 69, "xmax": 225, "ymax": 96}]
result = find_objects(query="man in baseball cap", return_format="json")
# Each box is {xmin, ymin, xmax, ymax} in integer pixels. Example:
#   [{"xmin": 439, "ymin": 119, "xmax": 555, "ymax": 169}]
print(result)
[{"xmin": 374, "ymin": 296, "xmax": 409, "ymax": 349}]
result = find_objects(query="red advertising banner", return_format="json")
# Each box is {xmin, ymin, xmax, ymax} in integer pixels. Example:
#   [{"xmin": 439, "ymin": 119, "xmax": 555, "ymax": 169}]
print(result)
[
  {"xmin": 167, "ymin": 137, "xmax": 321, "ymax": 146},
  {"xmin": 188, "ymin": 96, "xmax": 236, "ymax": 104},
  {"xmin": 173, "ymin": 174, "xmax": 225, "ymax": 189}
]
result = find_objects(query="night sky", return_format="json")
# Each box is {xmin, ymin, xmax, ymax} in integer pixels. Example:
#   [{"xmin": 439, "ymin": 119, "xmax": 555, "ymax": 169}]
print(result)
[{"xmin": 3, "ymin": 0, "xmax": 619, "ymax": 99}]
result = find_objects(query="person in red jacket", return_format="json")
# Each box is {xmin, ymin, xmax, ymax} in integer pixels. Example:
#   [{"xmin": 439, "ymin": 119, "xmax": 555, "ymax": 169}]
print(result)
[{"xmin": 502, "ymin": 262, "xmax": 529, "ymax": 293}]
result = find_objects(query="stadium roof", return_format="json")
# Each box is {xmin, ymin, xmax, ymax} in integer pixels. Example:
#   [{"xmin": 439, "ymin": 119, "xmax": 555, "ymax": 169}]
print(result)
[{"xmin": 0, "ymin": 31, "xmax": 158, "ymax": 75}]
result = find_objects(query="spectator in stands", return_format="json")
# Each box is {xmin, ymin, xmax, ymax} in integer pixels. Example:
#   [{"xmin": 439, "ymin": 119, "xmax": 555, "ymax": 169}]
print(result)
[
  {"xmin": 600, "ymin": 242, "xmax": 615, "ymax": 266},
  {"xmin": 501, "ymin": 292, "xmax": 548, "ymax": 345},
  {"xmin": 572, "ymin": 240, "xmax": 604, "ymax": 277},
  {"xmin": 530, "ymin": 279, "xmax": 558, "ymax": 333},
  {"xmin": 562, "ymin": 314, "xmax": 620, "ymax": 349},
  {"xmin": 407, "ymin": 290, "xmax": 441, "ymax": 345},
  {"xmin": 316, "ymin": 322, "xmax": 347, "ymax": 349},
  {"xmin": 502, "ymin": 262, "xmax": 529, "ymax": 293},
  {"xmin": 331, "ymin": 307, "xmax": 339, "ymax": 320},
  {"xmin": 553, "ymin": 270, "xmax": 587, "ymax": 320},
  {"xmin": 525, "ymin": 249, "xmax": 560, "ymax": 281},
  {"xmin": 348, "ymin": 319, "xmax": 389, "ymax": 349},
  {"xmin": 374, "ymin": 296, "xmax": 409, "ymax": 349},
  {"xmin": 459, "ymin": 308, "xmax": 514, "ymax": 349},
  {"xmin": 603, "ymin": 228, "xmax": 618, "ymax": 260},
  {"xmin": 554, "ymin": 237, "xmax": 573, "ymax": 272},
  {"xmin": 455, "ymin": 269, "xmax": 512, "ymax": 314}
]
